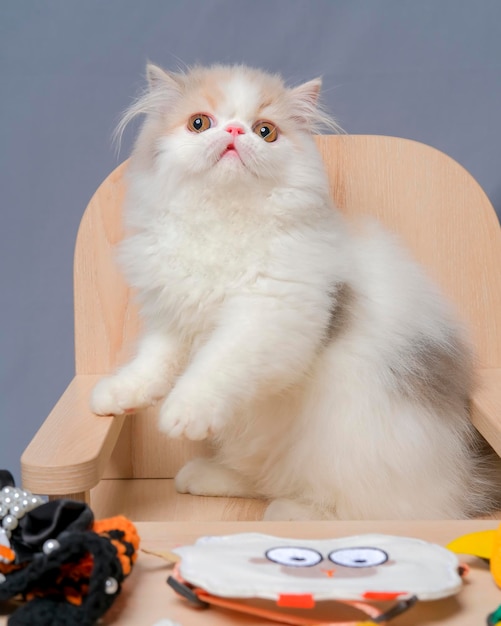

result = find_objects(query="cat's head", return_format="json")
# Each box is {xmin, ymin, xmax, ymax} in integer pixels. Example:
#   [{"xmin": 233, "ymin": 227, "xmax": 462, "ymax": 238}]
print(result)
[{"xmin": 118, "ymin": 64, "xmax": 338, "ymax": 192}]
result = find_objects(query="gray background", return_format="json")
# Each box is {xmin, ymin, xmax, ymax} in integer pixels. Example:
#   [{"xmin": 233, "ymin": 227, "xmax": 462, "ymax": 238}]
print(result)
[{"xmin": 1, "ymin": 0, "xmax": 500, "ymax": 487}]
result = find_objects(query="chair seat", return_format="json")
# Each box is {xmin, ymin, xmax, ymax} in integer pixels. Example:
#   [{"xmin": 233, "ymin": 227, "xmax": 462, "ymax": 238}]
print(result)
[
  {"xmin": 90, "ymin": 479, "xmax": 501, "ymax": 522},
  {"xmin": 90, "ymin": 478, "xmax": 267, "ymax": 521}
]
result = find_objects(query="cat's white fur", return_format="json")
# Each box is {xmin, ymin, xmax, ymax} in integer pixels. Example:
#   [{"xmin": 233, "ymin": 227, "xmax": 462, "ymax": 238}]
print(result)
[{"xmin": 92, "ymin": 64, "xmax": 498, "ymax": 519}]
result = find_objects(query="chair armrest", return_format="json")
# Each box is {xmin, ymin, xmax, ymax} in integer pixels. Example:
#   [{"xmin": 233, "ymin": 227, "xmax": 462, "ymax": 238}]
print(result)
[
  {"xmin": 21, "ymin": 375, "xmax": 125, "ymax": 495},
  {"xmin": 471, "ymin": 368, "xmax": 501, "ymax": 457}
]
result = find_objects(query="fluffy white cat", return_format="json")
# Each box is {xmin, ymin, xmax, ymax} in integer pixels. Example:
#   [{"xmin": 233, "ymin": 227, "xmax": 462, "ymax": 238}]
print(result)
[{"xmin": 91, "ymin": 63, "xmax": 499, "ymax": 519}]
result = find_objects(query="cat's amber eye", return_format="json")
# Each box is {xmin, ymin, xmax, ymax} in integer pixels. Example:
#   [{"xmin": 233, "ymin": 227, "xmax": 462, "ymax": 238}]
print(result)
[
  {"xmin": 253, "ymin": 120, "xmax": 278, "ymax": 143},
  {"xmin": 188, "ymin": 114, "xmax": 212, "ymax": 133}
]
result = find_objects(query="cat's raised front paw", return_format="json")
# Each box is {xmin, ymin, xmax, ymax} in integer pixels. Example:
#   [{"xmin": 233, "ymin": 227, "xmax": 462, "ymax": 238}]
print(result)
[
  {"xmin": 158, "ymin": 390, "xmax": 232, "ymax": 440},
  {"xmin": 90, "ymin": 372, "xmax": 166, "ymax": 416}
]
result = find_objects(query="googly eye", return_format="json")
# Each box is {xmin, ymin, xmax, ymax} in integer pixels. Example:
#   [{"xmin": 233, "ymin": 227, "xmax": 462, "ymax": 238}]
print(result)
[
  {"xmin": 328, "ymin": 547, "xmax": 388, "ymax": 568},
  {"xmin": 252, "ymin": 120, "xmax": 278, "ymax": 142},
  {"xmin": 188, "ymin": 114, "xmax": 212, "ymax": 133},
  {"xmin": 265, "ymin": 546, "xmax": 323, "ymax": 567}
]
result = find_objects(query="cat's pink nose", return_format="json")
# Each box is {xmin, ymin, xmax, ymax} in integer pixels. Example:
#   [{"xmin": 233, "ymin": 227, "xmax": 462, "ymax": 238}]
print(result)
[{"xmin": 225, "ymin": 124, "xmax": 245, "ymax": 137}]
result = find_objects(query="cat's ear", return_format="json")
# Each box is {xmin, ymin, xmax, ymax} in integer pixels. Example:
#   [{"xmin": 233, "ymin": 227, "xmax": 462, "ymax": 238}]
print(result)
[
  {"xmin": 113, "ymin": 64, "xmax": 183, "ymax": 149},
  {"xmin": 290, "ymin": 78, "xmax": 322, "ymax": 108},
  {"xmin": 146, "ymin": 63, "xmax": 183, "ymax": 93},
  {"xmin": 289, "ymin": 77, "xmax": 339, "ymax": 132},
  {"xmin": 289, "ymin": 78, "xmax": 322, "ymax": 129}
]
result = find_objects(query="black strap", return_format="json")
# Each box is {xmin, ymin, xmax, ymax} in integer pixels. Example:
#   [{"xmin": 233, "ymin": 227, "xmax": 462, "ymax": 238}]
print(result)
[{"xmin": 0, "ymin": 470, "xmax": 15, "ymax": 489}]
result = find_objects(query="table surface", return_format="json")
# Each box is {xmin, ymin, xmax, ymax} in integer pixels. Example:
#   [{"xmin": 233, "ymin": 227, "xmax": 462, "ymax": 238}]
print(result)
[{"xmin": 1, "ymin": 520, "xmax": 500, "ymax": 625}]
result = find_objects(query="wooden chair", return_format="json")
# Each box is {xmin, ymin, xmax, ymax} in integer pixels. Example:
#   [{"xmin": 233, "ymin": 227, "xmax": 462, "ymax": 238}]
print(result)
[{"xmin": 21, "ymin": 135, "xmax": 501, "ymax": 521}]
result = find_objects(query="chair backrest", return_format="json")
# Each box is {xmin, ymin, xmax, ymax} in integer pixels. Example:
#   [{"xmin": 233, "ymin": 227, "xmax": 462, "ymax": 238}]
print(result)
[{"xmin": 74, "ymin": 135, "xmax": 501, "ymax": 479}]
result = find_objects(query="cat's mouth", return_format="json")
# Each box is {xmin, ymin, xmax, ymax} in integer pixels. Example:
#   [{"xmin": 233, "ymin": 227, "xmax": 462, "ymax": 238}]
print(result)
[{"xmin": 220, "ymin": 142, "xmax": 242, "ymax": 161}]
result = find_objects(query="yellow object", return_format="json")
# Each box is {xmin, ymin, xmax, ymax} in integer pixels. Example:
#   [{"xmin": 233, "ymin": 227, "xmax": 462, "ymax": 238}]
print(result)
[
  {"xmin": 446, "ymin": 524, "xmax": 501, "ymax": 588},
  {"xmin": 491, "ymin": 527, "xmax": 501, "ymax": 588},
  {"xmin": 447, "ymin": 530, "xmax": 496, "ymax": 560}
]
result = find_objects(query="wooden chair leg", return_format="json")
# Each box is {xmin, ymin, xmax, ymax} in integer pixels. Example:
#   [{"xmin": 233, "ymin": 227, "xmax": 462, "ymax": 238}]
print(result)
[{"xmin": 48, "ymin": 491, "xmax": 90, "ymax": 504}]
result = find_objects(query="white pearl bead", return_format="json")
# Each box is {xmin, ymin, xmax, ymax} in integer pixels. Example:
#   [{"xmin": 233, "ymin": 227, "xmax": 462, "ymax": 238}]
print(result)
[
  {"xmin": 1, "ymin": 487, "xmax": 13, "ymax": 496},
  {"xmin": 2, "ymin": 496, "xmax": 13, "ymax": 508},
  {"xmin": 0, "ymin": 505, "xmax": 8, "ymax": 518},
  {"xmin": 11, "ymin": 490, "xmax": 22, "ymax": 501},
  {"xmin": 2, "ymin": 515, "xmax": 18, "ymax": 531},
  {"xmin": 104, "ymin": 577, "xmax": 119, "ymax": 594},
  {"xmin": 15, "ymin": 500, "xmax": 28, "ymax": 515},
  {"xmin": 42, "ymin": 539, "xmax": 60, "ymax": 555},
  {"xmin": 28, "ymin": 496, "xmax": 40, "ymax": 509},
  {"xmin": 20, "ymin": 498, "xmax": 31, "ymax": 511},
  {"xmin": 9, "ymin": 504, "xmax": 24, "ymax": 519}
]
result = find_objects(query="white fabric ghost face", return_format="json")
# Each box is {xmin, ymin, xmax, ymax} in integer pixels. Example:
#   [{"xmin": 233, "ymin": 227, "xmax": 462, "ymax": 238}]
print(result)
[{"xmin": 173, "ymin": 533, "xmax": 463, "ymax": 603}]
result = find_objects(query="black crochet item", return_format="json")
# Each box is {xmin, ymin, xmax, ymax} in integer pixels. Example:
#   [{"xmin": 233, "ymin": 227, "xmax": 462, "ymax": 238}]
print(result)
[
  {"xmin": 13, "ymin": 499, "xmax": 93, "ymax": 563},
  {"xmin": 2, "ymin": 531, "xmax": 121, "ymax": 626},
  {"xmin": 0, "ymin": 473, "xmax": 139, "ymax": 626}
]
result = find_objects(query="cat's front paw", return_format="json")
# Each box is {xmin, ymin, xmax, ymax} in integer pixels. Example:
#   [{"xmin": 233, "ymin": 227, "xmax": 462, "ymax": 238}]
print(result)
[
  {"xmin": 90, "ymin": 372, "xmax": 167, "ymax": 416},
  {"xmin": 158, "ymin": 389, "xmax": 232, "ymax": 440}
]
